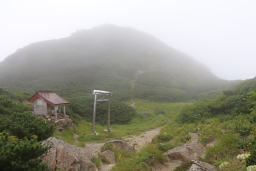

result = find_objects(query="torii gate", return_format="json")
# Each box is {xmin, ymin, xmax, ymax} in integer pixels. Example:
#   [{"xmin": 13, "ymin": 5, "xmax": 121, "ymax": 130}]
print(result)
[{"xmin": 92, "ymin": 90, "xmax": 112, "ymax": 134}]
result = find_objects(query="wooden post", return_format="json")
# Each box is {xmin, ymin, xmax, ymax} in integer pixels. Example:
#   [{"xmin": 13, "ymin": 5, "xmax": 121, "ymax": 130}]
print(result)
[
  {"xmin": 54, "ymin": 106, "xmax": 58, "ymax": 118},
  {"xmin": 107, "ymin": 100, "xmax": 111, "ymax": 132},
  {"xmin": 63, "ymin": 105, "xmax": 66, "ymax": 115},
  {"xmin": 92, "ymin": 94, "xmax": 97, "ymax": 134}
]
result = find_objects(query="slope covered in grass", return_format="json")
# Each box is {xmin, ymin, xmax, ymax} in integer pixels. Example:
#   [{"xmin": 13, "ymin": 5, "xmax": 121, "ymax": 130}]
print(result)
[{"xmin": 172, "ymin": 77, "xmax": 256, "ymax": 170}]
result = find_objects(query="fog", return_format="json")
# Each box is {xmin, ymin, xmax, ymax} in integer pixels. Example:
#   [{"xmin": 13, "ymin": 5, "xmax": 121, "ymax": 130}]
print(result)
[{"xmin": 1, "ymin": 0, "xmax": 256, "ymax": 80}]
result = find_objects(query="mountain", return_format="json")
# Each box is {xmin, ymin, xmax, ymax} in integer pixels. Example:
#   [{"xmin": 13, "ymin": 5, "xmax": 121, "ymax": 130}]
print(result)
[{"xmin": 0, "ymin": 25, "xmax": 231, "ymax": 101}]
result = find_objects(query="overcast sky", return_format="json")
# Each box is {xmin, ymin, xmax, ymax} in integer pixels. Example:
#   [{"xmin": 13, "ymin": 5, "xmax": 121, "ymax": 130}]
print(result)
[{"xmin": 0, "ymin": 0, "xmax": 255, "ymax": 80}]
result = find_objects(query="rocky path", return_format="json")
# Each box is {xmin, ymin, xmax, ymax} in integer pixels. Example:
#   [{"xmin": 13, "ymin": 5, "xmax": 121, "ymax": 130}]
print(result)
[
  {"xmin": 124, "ymin": 127, "xmax": 162, "ymax": 151},
  {"xmin": 91, "ymin": 130, "xmax": 206, "ymax": 171},
  {"xmin": 84, "ymin": 142, "xmax": 105, "ymax": 159},
  {"xmin": 98, "ymin": 127, "xmax": 162, "ymax": 171},
  {"xmin": 82, "ymin": 127, "xmax": 162, "ymax": 160},
  {"xmin": 43, "ymin": 129, "xmax": 216, "ymax": 171}
]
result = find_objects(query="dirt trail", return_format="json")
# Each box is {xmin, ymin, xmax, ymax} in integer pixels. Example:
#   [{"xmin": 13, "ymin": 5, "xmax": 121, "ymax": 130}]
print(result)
[
  {"xmin": 124, "ymin": 127, "xmax": 162, "ymax": 151},
  {"xmin": 83, "ymin": 130, "xmax": 206, "ymax": 171},
  {"xmin": 83, "ymin": 127, "xmax": 162, "ymax": 158},
  {"xmin": 84, "ymin": 142, "xmax": 105, "ymax": 159},
  {"xmin": 81, "ymin": 127, "xmax": 162, "ymax": 171}
]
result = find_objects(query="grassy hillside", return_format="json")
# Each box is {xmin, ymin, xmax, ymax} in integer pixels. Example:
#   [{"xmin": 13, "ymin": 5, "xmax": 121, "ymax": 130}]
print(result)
[
  {"xmin": 0, "ymin": 25, "xmax": 232, "ymax": 102},
  {"xmin": 110, "ymin": 78, "xmax": 256, "ymax": 171},
  {"xmin": 171, "ymin": 77, "xmax": 256, "ymax": 170}
]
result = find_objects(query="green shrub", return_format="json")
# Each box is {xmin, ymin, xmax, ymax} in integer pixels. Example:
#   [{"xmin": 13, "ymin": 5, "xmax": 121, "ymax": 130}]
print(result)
[
  {"xmin": 91, "ymin": 156, "xmax": 101, "ymax": 168},
  {"xmin": 101, "ymin": 143, "xmax": 114, "ymax": 152},
  {"xmin": 235, "ymin": 123, "xmax": 252, "ymax": 137},
  {"xmin": 0, "ymin": 112, "xmax": 54, "ymax": 141},
  {"xmin": 112, "ymin": 144, "xmax": 166, "ymax": 171},
  {"xmin": 70, "ymin": 99, "xmax": 136, "ymax": 124},
  {"xmin": 174, "ymin": 162, "xmax": 192, "ymax": 171},
  {"xmin": 245, "ymin": 132, "xmax": 256, "ymax": 166},
  {"xmin": 157, "ymin": 142, "xmax": 175, "ymax": 152},
  {"xmin": 0, "ymin": 132, "xmax": 49, "ymax": 171},
  {"xmin": 154, "ymin": 133, "xmax": 173, "ymax": 143},
  {"xmin": 204, "ymin": 134, "xmax": 240, "ymax": 165}
]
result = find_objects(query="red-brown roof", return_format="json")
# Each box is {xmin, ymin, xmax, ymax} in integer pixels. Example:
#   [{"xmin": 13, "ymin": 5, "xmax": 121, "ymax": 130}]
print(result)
[{"xmin": 29, "ymin": 90, "xmax": 69, "ymax": 105}]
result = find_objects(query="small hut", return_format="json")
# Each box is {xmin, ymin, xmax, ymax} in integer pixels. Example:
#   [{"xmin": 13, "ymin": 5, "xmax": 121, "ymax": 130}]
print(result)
[{"xmin": 28, "ymin": 90, "xmax": 69, "ymax": 117}]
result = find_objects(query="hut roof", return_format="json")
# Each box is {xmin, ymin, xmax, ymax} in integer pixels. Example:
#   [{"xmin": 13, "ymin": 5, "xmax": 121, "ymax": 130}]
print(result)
[{"xmin": 29, "ymin": 90, "xmax": 69, "ymax": 106}]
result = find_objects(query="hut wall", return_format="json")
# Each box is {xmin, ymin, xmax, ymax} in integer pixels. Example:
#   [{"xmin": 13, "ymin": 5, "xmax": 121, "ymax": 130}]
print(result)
[{"xmin": 34, "ymin": 98, "xmax": 47, "ymax": 115}]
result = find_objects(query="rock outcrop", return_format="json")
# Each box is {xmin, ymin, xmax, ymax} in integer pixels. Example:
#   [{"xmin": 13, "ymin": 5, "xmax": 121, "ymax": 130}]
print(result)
[
  {"xmin": 42, "ymin": 137, "xmax": 97, "ymax": 171},
  {"xmin": 38, "ymin": 114, "xmax": 73, "ymax": 131},
  {"xmin": 165, "ymin": 133, "xmax": 204, "ymax": 163},
  {"xmin": 55, "ymin": 117, "xmax": 73, "ymax": 131},
  {"xmin": 99, "ymin": 150, "xmax": 115, "ymax": 164},
  {"xmin": 104, "ymin": 140, "xmax": 136, "ymax": 152},
  {"xmin": 163, "ymin": 133, "xmax": 217, "ymax": 171},
  {"xmin": 188, "ymin": 160, "xmax": 217, "ymax": 171}
]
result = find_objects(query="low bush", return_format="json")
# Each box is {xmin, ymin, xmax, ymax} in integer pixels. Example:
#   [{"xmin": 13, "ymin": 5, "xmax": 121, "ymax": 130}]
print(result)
[
  {"xmin": 112, "ymin": 144, "xmax": 166, "ymax": 171},
  {"xmin": 173, "ymin": 162, "xmax": 192, "ymax": 171},
  {"xmin": 70, "ymin": 98, "xmax": 136, "ymax": 124},
  {"xmin": 204, "ymin": 133, "xmax": 240, "ymax": 165},
  {"xmin": 154, "ymin": 133, "xmax": 173, "ymax": 143},
  {"xmin": 0, "ymin": 132, "xmax": 49, "ymax": 171},
  {"xmin": 0, "ymin": 112, "xmax": 55, "ymax": 141},
  {"xmin": 157, "ymin": 142, "xmax": 175, "ymax": 152}
]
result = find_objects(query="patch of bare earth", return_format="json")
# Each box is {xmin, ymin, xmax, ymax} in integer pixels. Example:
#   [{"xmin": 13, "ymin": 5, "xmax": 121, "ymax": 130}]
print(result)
[{"xmin": 124, "ymin": 127, "xmax": 162, "ymax": 151}]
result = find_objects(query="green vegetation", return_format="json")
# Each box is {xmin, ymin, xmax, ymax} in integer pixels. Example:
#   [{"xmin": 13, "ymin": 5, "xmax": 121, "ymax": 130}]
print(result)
[
  {"xmin": 0, "ymin": 89, "xmax": 54, "ymax": 170},
  {"xmin": 172, "ymin": 77, "xmax": 256, "ymax": 170},
  {"xmin": 110, "ymin": 77, "xmax": 256, "ymax": 170},
  {"xmin": 70, "ymin": 98, "xmax": 136, "ymax": 125},
  {"xmin": 55, "ymin": 100, "xmax": 189, "ymax": 145},
  {"xmin": 107, "ymin": 101, "xmax": 190, "ymax": 171},
  {"xmin": 112, "ymin": 144, "xmax": 166, "ymax": 171},
  {"xmin": 0, "ymin": 132, "xmax": 48, "ymax": 171},
  {"xmin": 54, "ymin": 112, "xmax": 167, "ymax": 145},
  {"xmin": 173, "ymin": 162, "xmax": 192, "ymax": 171},
  {"xmin": 0, "ymin": 112, "xmax": 54, "ymax": 141}
]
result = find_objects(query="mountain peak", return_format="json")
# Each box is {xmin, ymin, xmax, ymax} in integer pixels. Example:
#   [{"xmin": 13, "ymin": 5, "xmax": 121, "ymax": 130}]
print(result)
[{"xmin": 0, "ymin": 25, "xmax": 227, "ymax": 101}]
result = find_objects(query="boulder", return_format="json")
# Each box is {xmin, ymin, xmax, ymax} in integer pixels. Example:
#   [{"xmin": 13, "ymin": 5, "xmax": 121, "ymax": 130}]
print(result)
[
  {"xmin": 188, "ymin": 164, "xmax": 204, "ymax": 171},
  {"xmin": 188, "ymin": 160, "xmax": 217, "ymax": 171},
  {"xmin": 42, "ymin": 137, "xmax": 97, "ymax": 171},
  {"xmin": 165, "ymin": 133, "xmax": 204, "ymax": 163},
  {"xmin": 105, "ymin": 140, "xmax": 135, "ymax": 152},
  {"xmin": 55, "ymin": 117, "xmax": 73, "ymax": 131},
  {"xmin": 165, "ymin": 146, "xmax": 195, "ymax": 162},
  {"xmin": 99, "ymin": 150, "xmax": 115, "ymax": 164}
]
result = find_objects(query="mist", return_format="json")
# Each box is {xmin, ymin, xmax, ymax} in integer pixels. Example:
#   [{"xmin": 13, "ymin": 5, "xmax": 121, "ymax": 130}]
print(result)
[{"xmin": 1, "ymin": 0, "xmax": 256, "ymax": 80}]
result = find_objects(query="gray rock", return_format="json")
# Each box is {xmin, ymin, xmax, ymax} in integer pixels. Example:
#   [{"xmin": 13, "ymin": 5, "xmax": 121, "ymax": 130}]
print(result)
[
  {"xmin": 42, "ymin": 137, "xmax": 97, "ymax": 171},
  {"xmin": 105, "ymin": 140, "xmax": 136, "ymax": 152},
  {"xmin": 189, "ymin": 160, "xmax": 216, "ymax": 171},
  {"xmin": 165, "ymin": 133, "xmax": 204, "ymax": 163},
  {"xmin": 188, "ymin": 164, "xmax": 204, "ymax": 171},
  {"xmin": 99, "ymin": 150, "xmax": 115, "ymax": 164},
  {"xmin": 55, "ymin": 118, "xmax": 73, "ymax": 130}
]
